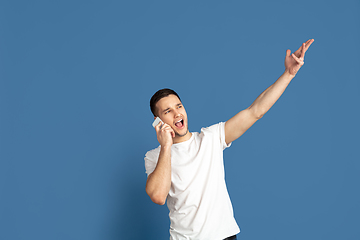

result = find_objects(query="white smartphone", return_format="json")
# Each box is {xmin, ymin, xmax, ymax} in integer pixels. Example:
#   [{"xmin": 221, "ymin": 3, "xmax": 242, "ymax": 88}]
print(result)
[{"xmin": 152, "ymin": 117, "xmax": 164, "ymax": 128}]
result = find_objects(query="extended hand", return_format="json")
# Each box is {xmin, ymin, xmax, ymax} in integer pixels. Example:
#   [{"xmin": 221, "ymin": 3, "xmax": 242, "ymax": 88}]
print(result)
[{"xmin": 285, "ymin": 39, "xmax": 314, "ymax": 76}]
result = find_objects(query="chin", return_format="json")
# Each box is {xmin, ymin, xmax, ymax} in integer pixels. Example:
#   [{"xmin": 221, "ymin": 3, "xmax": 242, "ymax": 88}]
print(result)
[{"xmin": 176, "ymin": 129, "xmax": 188, "ymax": 137}]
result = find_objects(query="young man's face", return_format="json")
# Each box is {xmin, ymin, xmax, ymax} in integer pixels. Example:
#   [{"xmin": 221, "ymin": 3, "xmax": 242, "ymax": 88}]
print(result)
[{"xmin": 155, "ymin": 94, "xmax": 190, "ymax": 142}]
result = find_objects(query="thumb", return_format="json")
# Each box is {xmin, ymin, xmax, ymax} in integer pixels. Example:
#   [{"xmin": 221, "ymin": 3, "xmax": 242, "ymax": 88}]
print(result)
[{"xmin": 286, "ymin": 49, "xmax": 291, "ymax": 57}]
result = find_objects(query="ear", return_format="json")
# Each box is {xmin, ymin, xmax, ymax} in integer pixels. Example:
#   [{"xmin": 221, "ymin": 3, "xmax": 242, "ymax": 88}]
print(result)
[{"xmin": 154, "ymin": 116, "xmax": 157, "ymax": 120}]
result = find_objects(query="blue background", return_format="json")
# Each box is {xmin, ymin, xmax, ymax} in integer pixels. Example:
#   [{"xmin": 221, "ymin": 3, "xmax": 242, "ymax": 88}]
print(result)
[{"xmin": 1, "ymin": 1, "xmax": 359, "ymax": 240}]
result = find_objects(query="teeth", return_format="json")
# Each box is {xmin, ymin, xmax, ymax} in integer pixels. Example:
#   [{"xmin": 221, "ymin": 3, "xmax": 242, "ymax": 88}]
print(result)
[{"xmin": 175, "ymin": 119, "xmax": 182, "ymax": 123}]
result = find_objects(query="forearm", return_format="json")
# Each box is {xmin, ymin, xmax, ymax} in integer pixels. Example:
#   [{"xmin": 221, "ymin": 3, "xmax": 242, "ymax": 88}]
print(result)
[
  {"xmin": 249, "ymin": 71, "xmax": 295, "ymax": 118},
  {"xmin": 145, "ymin": 146, "xmax": 172, "ymax": 205}
]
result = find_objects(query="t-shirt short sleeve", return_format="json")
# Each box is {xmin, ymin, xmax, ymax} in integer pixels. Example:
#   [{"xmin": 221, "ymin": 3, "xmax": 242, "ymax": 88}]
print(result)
[
  {"xmin": 144, "ymin": 147, "xmax": 160, "ymax": 176},
  {"xmin": 202, "ymin": 122, "xmax": 231, "ymax": 150},
  {"xmin": 219, "ymin": 121, "xmax": 232, "ymax": 150}
]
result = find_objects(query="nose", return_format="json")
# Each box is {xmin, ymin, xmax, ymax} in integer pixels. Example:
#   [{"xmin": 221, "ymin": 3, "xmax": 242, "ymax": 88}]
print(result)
[{"xmin": 173, "ymin": 109, "xmax": 181, "ymax": 117}]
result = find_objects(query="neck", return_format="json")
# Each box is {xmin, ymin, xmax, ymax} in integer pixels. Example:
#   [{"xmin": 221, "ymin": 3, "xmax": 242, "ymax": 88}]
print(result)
[{"xmin": 173, "ymin": 131, "xmax": 192, "ymax": 144}]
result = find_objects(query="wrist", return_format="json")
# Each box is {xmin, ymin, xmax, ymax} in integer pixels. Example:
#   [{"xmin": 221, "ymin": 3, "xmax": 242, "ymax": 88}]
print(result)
[
  {"xmin": 283, "ymin": 70, "xmax": 296, "ymax": 80},
  {"xmin": 161, "ymin": 143, "xmax": 172, "ymax": 150}
]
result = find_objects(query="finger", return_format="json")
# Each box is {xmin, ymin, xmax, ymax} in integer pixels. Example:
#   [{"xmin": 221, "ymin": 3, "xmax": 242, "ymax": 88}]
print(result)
[
  {"xmin": 154, "ymin": 122, "xmax": 160, "ymax": 132},
  {"xmin": 160, "ymin": 123, "xmax": 175, "ymax": 137},
  {"xmin": 293, "ymin": 45, "xmax": 302, "ymax": 56},
  {"xmin": 154, "ymin": 121, "xmax": 162, "ymax": 132},
  {"xmin": 161, "ymin": 123, "xmax": 171, "ymax": 130},
  {"xmin": 161, "ymin": 124, "xmax": 173, "ymax": 133},
  {"xmin": 162, "ymin": 126, "xmax": 175, "ymax": 139},
  {"xmin": 306, "ymin": 39, "xmax": 314, "ymax": 46},
  {"xmin": 292, "ymin": 53, "xmax": 300, "ymax": 61},
  {"xmin": 295, "ymin": 39, "xmax": 311, "ymax": 56},
  {"xmin": 286, "ymin": 49, "xmax": 291, "ymax": 57},
  {"xmin": 301, "ymin": 39, "xmax": 314, "ymax": 58},
  {"xmin": 301, "ymin": 43, "xmax": 306, "ymax": 59},
  {"xmin": 304, "ymin": 39, "xmax": 314, "ymax": 51},
  {"xmin": 292, "ymin": 53, "xmax": 304, "ymax": 65},
  {"xmin": 170, "ymin": 129, "xmax": 175, "ymax": 138},
  {"xmin": 302, "ymin": 39, "xmax": 313, "ymax": 52}
]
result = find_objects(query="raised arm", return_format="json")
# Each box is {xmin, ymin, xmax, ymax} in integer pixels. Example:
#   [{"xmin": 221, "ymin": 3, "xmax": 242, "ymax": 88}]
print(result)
[{"xmin": 225, "ymin": 39, "xmax": 314, "ymax": 145}]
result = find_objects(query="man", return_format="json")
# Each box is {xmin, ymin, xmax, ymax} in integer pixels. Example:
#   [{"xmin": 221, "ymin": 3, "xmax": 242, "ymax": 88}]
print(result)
[{"xmin": 144, "ymin": 39, "xmax": 314, "ymax": 240}]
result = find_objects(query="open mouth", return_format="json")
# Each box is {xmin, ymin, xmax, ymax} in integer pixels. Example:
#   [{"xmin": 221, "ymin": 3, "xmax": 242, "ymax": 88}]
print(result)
[{"xmin": 174, "ymin": 119, "xmax": 184, "ymax": 128}]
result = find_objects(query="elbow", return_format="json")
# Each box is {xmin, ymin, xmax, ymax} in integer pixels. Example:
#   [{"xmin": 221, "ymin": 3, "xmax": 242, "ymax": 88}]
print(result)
[
  {"xmin": 146, "ymin": 187, "xmax": 167, "ymax": 205},
  {"xmin": 256, "ymin": 113, "xmax": 264, "ymax": 119},
  {"xmin": 149, "ymin": 192, "xmax": 167, "ymax": 205},
  {"xmin": 152, "ymin": 195, "xmax": 166, "ymax": 205},
  {"xmin": 248, "ymin": 107, "xmax": 264, "ymax": 120}
]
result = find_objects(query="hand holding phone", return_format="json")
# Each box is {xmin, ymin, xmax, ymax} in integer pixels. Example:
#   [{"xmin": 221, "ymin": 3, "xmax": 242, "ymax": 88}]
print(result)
[
  {"xmin": 153, "ymin": 117, "xmax": 175, "ymax": 145},
  {"xmin": 152, "ymin": 117, "xmax": 164, "ymax": 128}
]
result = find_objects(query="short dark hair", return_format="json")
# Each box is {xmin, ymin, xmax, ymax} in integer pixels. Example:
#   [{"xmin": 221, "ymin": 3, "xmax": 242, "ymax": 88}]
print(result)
[{"xmin": 150, "ymin": 88, "xmax": 181, "ymax": 117}]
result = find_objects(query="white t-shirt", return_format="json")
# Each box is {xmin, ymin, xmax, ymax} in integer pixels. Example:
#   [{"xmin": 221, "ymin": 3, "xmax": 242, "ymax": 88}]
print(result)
[{"xmin": 145, "ymin": 122, "xmax": 240, "ymax": 240}]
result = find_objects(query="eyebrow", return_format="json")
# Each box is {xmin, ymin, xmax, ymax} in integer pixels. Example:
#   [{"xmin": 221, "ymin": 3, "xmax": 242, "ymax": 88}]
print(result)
[
  {"xmin": 162, "ymin": 108, "xmax": 170, "ymax": 113},
  {"xmin": 162, "ymin": 103, "xmax": 182, "ymax": 113}
]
